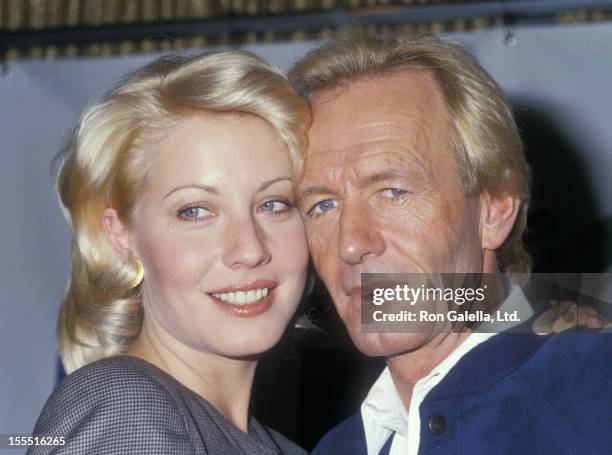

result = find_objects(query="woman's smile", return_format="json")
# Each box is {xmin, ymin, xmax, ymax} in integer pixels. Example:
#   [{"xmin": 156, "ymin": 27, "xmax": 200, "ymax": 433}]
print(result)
[{"xmin": 207, "ymin": 279, "xmax": 278, "ymax": 317}]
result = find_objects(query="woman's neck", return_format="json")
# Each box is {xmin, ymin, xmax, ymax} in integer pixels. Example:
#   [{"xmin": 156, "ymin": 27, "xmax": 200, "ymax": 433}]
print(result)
[{"xmin": 126, "ymin": 315, "xmax": 257, "ymax": 432}]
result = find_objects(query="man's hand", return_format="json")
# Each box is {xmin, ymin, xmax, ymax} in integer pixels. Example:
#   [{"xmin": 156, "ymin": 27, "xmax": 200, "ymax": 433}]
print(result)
[{"xmin": 532, "ymin": 300, "xmax": 612, "ymax": 335}]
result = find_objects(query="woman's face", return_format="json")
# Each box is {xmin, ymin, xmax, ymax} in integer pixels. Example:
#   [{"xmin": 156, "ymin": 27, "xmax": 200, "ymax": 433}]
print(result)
[{"xmin": 129, "ymin": 113, "xmax": 308, "ymax": 358}]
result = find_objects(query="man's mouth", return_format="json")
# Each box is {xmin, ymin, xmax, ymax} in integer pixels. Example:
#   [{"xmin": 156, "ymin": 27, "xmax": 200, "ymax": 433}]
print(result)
[
  {"xmin": 345, "ymin": 285, "xmax": 368, "ymax": 311},
  {"xmin": 346, "ymin": 281, "xmax": 396, "ymax": 300}
]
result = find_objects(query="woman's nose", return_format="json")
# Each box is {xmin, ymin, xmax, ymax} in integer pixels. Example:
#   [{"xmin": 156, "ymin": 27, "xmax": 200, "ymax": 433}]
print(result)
[{"xmin": 222, "ymin": 214, "xmax": 271, "ymax": 269}]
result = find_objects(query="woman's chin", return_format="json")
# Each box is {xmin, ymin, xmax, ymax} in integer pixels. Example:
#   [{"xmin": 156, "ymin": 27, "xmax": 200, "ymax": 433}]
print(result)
[{"xmin": 214, "ymin": 330, "xmax": 286, "ymax": 359}]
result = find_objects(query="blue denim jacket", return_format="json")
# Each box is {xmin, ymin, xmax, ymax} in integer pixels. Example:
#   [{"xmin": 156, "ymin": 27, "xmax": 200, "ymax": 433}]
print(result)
[{"xmin": 312, "ymin": 331, "xmax": 612, "ymax": 454}]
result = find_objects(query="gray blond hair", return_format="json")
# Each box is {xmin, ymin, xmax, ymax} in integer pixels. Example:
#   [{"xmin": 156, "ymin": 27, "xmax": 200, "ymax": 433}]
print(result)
[{"xmin": 289, "ymin": 25, "xmax": 530, "ymax": 274}]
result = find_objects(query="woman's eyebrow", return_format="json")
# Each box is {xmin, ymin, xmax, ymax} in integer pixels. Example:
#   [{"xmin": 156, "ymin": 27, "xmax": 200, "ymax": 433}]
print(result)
[
  {"xmin": 162, "ymin": 184, "xmax": 218, "ymax": 200},
  {"xmin": 162, "ymin": 177, "xmax": 291, "ymax": 200},
  {"xmin": 257, "ymin": 177, "xmax": 292, "ymax": 193}
]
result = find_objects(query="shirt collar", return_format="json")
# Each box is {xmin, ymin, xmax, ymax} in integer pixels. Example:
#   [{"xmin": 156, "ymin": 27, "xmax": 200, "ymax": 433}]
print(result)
[
  {"xmin": 361, "ymin": 367, "xmax": 406, "ymax": 455},
  {"xmin": 360, "ymin": 332, "xmax": 497, "ymax": 453},
  {"xmin": 360, "ymin": 285, "xmax": 531, "ymax": 454}
]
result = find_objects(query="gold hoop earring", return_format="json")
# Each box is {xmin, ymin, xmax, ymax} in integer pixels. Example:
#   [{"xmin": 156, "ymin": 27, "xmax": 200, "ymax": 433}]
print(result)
[{"xmin": 130, "ymin": 258, "xmax": 144, "ymax": 288}]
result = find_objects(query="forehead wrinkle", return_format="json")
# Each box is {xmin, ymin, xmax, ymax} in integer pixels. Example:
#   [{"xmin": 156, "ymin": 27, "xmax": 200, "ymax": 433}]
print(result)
[
  {"xmin": 310, "ymin": 113, "xmax": 434, "ymax": 151},
  {"xmin": 307, "ymin": 124, "xmax": 436, "ymax": 188},
  {"xmin": 301, "ymin": 149, "xmax": 435, "ymax": 202},
  {"xmin": 309, "ymin": 127, "xmax": 430, "ymax": 167},
  {"xmin": 352, "ymin": 150, "xmax": 433, "ymax": 189}
]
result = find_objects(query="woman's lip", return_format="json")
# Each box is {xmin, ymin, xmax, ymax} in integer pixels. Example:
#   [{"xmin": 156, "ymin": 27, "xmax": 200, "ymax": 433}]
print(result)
[
  {"xmin": 207, "ymin": 279, "xmax": 278, "ymax": 294},
  {"xmin": 209, "ymin": 287, "xmax": 275, "ymax": 318}
]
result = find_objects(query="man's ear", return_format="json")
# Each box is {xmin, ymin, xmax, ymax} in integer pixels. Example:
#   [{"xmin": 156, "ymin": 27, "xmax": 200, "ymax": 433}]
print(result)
[
  {"xmin": 102, "ymin": 208, "xmax": 133, "ymax": 258},
  {"xmin": 480, "ymin": 192, "xmax": 520, "ymax": 251}
]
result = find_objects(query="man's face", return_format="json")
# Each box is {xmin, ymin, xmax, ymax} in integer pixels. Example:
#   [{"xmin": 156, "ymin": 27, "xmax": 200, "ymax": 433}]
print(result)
[{"xmin": 297, "ymin": 71, "xmax": 486, "ymax": 356}]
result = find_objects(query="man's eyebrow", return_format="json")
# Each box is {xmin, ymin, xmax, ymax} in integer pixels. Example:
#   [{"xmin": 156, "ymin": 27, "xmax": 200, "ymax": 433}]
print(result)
[
  {"xmin": 163, "ymin": 184, "xmax": 218, "ymax": 200},
  {"xmin": 358, "ymin": 169, "xmax": 415, "ymax": 186},
  {"xmin": 296, "ymin": 170, "xmax": 415, "ymax": 201},
  {"xmin": 296, "ymin": 185, "xmax": 337, "ymax": 202}
]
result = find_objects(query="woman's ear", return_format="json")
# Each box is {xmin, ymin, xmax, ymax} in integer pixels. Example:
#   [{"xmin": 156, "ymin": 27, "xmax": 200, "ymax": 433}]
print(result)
[
  {"xmin": 480, "ymin": 192, "xmax": 520, "ymax": 252},
  {"xmin": 102, "ymin": 208, "xmax": 133, "ymax": 258}
]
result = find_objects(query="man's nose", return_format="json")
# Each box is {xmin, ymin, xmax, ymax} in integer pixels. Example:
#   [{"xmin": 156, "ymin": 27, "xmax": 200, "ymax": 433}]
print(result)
[
  {"xmin": 337, "ymin": 201, "xmax": 385, "ymax": 265},
  {"xmin": 223, "ymin": 215, "xmax": 271, "ymax": 269}
]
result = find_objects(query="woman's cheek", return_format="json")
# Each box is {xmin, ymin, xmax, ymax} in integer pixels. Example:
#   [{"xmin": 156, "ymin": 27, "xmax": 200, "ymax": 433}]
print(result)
[{"xmin": 141, "ymin": 234, "xmax": 216, "ymax": 286}]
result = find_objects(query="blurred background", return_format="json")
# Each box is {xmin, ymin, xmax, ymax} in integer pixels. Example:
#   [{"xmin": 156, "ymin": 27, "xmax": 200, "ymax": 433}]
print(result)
[{"xmin": 1, "ymin": 0, "xmax": 611, "ymax": 452}]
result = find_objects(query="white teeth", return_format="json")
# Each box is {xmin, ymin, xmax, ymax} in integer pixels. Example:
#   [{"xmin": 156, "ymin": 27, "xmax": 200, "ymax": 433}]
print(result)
[
  {"xmin": 235, "ymin": 291, "xmax": 246, "ymax": 304},
  {"xmin": 211, "ymin": 288, "xmax": 270, "ymax": 305}
]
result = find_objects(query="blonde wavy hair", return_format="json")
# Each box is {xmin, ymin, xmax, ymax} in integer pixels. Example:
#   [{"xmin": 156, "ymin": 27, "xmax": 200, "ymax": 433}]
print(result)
[
  {"xmin": 57, "ymin": 51, "xmax": 310, "ymax": 373},
  {"xmin": 289, "ymin": 25, "xmax": 531, "ymax": 275}
]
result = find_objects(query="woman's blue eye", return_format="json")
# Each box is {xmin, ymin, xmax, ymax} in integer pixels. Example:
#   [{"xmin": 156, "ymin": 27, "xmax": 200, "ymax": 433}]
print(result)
[
  {"xmin": 259, "ymin": 200, "xmax": 290, "ymax": 213},
  {"xmin": 178, "ymin": 206, "xmax": 211, "ymax": 221},
  {"xmin": 311, "ymin": 199, "xmax": 337, "ymax": 215}
]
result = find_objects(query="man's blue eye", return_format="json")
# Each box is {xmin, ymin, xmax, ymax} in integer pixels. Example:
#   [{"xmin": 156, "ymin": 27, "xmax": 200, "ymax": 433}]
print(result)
[
  {"xmin": 311, "ymin": 199, "xmax": 337, "ymax": 215},
  {"xmin": 384, "ymin": 188, "xmax": 410, "ymax": 199}
]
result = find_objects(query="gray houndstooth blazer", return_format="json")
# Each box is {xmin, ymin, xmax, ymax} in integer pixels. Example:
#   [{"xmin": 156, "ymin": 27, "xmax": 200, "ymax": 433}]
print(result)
[{"xmin": 28, "ymin": 356, "xmax": 307, "ymax": 454}]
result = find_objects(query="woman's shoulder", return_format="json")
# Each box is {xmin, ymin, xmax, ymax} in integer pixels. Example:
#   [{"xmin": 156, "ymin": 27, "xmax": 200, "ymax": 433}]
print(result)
[
  {"xmin": 62, "ymin": 355, "xmax": 170, "ymax": 388},
  {"xmin": 45, "ymin": 355, "xmax": 179, "ymax": 413},
  {"xmin": 30, "ymin": 356, "xmax": 193, "ymax": 454}
]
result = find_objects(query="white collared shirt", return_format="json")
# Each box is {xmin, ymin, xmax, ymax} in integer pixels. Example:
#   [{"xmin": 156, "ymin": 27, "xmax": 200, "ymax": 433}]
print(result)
[{"xmin": 360, "ymin": 286, "xmax": 533, "ymax": 455}]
